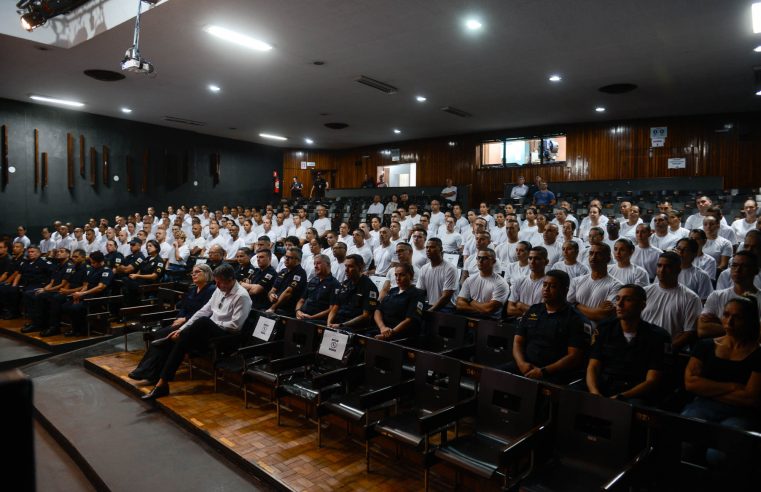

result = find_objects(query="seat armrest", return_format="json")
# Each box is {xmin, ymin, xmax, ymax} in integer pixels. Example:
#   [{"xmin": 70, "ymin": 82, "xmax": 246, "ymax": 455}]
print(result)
[
  {"xmin": 440, "ymin": 343, "xmax": 475, "ymax": 356},
  {"xmin": 268, "ymin": 352, "xmax": 315, "ymax": 372},
  {"xmin": 140, "ymin": 310, "xmax": 179, "ymax": 324},
  {"xmin": 208, "ymin": 333, "xmax": 242, "ymax": 354},
  {"xmin": 445, "ymin": 345, "xmax": 476, "ymax": 361},
  {"xmin": 418, "ymin": 396, "xmax": 476, "ymax": 433},
  {"xmin": 238, "ymin": 340, "xmax": 283, "ymax": 359},
  {"xmin": 358, "ymin": 378, "xmax": 414, "ymax": 409},
  {"xmin": 311, "ymin": 364, "xmax": 363, "ymax": 388},
  {"xmin": 498, "ymin": 422, "xmax": 550, "ymax": 466},
  {"xmin": 602, "ymin": 445, "xmax": 654, "ymax": 491}
]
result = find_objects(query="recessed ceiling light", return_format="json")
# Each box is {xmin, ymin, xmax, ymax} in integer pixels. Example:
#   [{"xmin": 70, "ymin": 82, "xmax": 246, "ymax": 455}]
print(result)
[
  {"xmin": 415, "ymin": 95, "xmax": 427, "ymax": 102},
  {"xmin": 548, "ymin": 74, "xmax": 562, "ymax": 82},
  {"xmin": 465, "ymin": 19, "xmax": 482, "ymax": 30},
  {"xmin": 29, "ymin": 95, "xmax": 84, "ymax": 108},
  {"xmin": 304, "ymin": 138, "xmax": 314, "ymax": 144},
  {"xmin": 756, "ymin": 89, "xmax": 761, "ymax": 96},
  {"xmin": 208, "ymin": 84, "xmax": 221, "ymax": 93},
  {"xmin": 753, "ymin": 3, "xmax": 761, "ymax": 33},
  {"xmin": 393, "ymin": 129, "xmax": 401, "ymax": 134},
  {"xmin": 121, "ymin": 107, "xmax": 132, "ymax": 114},
  {"xmin": 205, "ymin": 25, "xmax": 273, "ymax": 51},
  {"xmin": 259, "ymin": 133, "xmax": 287, "ymax": 141},
  {"xmin": 595, "ymin": 106, "xmax": 606, "ymax": 112},
  {"xmin": 755, "ymin": 45, "xmax": 761, "ymax": 53}
]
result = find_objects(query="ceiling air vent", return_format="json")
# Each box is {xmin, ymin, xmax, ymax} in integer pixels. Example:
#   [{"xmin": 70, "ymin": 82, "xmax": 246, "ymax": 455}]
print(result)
[
  {"xmin": 441, "ymin": 106, "xmax": 472, "ymax": 118},
  {"xmin": 163, "ymin": 116, "xmax": 206, "ymax": 126},
  {"xmin": 355, "ymin": 75, "xmax": 398, "ymax": 94}
]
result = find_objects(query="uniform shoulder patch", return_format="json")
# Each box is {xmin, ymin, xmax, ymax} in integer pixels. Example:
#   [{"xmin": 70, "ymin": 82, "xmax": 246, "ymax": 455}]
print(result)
[
  {"xmin": 264, "ymin": 273, "xmax": 272, "ymax": 279},
  {"xmin": 293, "ymin": 275, "xmax": 301, "ymax": 281},
  {"xmin": 369, "ymin": 291, "xmax": 377, "ymax": 299}
]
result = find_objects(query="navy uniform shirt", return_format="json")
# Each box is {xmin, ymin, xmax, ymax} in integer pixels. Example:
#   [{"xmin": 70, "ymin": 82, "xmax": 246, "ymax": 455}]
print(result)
[
  {"xmin": 0, "ymin": 254, "xmax": 11, "ymax": 276},
  {"xmin": 8, "ymin": 254, "xmax": 24, "ymax": 276},
  {"xmin": 331, "ymin": 275, "xmax": 379, "ymax": 324},
  {"xmin": 50, "ymin": 260, "xmax": 74, "ymax": 285},
  {"xmin": 516, "ymin": 303, "xmax": 590, "ymax": 369},
  {"xmin": 300, "ymin": 274, "xmax": 339, "ymax": 316},
  {"xmin": 67, "ymin": 263, "xmax": 90, "ymax": 289},
  {"xmin": 138, "ymin": 254, "xmax": 165, "ymax": 277},
  {"xmin": 250, "ymin": 266, "xmax": 278, "ymax": 309},
  {"xmin": 104, "ymin": 251, "xmax": 124, "ymax": 270},
  {"xmin": 378, "ymin": 286, "xmax": 425, "ymax": 336},
  {"xmin": 234, "ymin": 263, "xmax": 256, "ymax": 282},
  {"xmin": 19, "ymin": 257, "xmax": 54, "ymax": 288},
  {"xmin": 272, "ymin": 265, "xmax": 308, "ymax": 312},
  {"xmin": 590, "ymin": 319, "xmax": 671, "ymax": 390},
  {"xmin": 85, "ymin": 265, "xmax": 113, "ymax": 292},
  {"xmin": 121, "ymin": 252, "xmax": 145, "ymax": 275}
]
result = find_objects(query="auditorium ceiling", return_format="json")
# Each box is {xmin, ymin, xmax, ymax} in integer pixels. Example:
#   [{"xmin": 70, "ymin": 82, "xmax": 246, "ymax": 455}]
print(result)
[{"xmin": 0, "ymin": 0, "xmax": 759, "ymax": 148}]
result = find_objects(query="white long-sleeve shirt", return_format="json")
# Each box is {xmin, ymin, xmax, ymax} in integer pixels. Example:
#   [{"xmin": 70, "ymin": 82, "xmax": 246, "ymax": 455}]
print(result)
[{"xmin": 180, "ymin": 282, "xmax": 252, "ymax": 333}]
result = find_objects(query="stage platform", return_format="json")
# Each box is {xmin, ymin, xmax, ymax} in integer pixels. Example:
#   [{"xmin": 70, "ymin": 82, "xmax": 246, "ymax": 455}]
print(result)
[{"xmin": 0, "ymin": 318, "xmax": 114, "ymax": 353}]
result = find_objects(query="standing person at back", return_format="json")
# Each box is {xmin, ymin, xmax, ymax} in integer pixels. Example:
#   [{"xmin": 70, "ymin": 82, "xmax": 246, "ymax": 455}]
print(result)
[{"xmin": 310, "ymin": 171, "xmax": 329, "ymax": 200}]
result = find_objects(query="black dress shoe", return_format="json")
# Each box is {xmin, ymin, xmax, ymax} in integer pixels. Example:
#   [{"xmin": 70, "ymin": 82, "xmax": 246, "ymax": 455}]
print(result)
[
  {"xmin": 141, "ymin": 384, "xmax": 169, "ymax": 401},
  {"xmin": 40, "ymin": 327, "xmax": 61, "ymax": 337},
  {"xmin": 21, "ymin": 324, "xmax": 40, "ymax": 333},
  {"xmin": 128, "ymin": 370, "xmax": 148, "ymax": 380}
]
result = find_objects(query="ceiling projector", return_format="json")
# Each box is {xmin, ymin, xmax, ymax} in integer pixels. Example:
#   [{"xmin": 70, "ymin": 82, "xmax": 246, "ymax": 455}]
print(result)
[{"xmin": 121, "ymin": 47, "xmax": 153, "ymax": 74}]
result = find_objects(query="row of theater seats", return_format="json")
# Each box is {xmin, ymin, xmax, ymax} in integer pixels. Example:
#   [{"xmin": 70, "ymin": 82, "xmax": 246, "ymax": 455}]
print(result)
[{"xmin": 136, "ymin": 308, "xmax": 761, "ymax": 491}]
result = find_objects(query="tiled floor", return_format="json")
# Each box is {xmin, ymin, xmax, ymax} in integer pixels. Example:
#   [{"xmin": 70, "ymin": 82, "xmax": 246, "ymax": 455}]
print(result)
[{"xmin": 85, "ymin": 350, "xmax": 476, "ymax": 491}]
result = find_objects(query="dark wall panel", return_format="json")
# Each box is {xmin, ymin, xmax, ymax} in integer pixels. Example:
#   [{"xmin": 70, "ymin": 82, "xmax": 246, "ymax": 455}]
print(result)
[{"xmin": 0, "ymin": 98, "xmax": 282, "ymax": 238}]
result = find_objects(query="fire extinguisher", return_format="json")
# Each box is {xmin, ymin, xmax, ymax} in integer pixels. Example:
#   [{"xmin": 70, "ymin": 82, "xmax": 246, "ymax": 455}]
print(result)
[{"xmin": 273, "ymin": 170, "xmax": 280, "ymax": 194}]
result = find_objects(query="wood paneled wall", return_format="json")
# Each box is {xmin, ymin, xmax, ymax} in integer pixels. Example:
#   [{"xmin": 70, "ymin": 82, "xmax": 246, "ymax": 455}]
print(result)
[{"xmin": 283, "ymin": 112, "xmax": 761, "ymax": 203}]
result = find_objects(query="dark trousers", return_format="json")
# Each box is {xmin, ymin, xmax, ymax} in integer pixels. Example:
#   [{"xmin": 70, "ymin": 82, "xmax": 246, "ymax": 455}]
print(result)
[
  {"xmin": 28, "ymin": 291, "xmax": 66, "ymax": 328},
  {"xmin": 133, "ymin": 325, "xmax": 175, "ymax": 380},
  {"xmin": 1, "ymin": 284, "xmax": 41, "ymax": 316},
  {"xmin": 122, "ymin": 278, "xmax": 150, "ymax": 307},
  {"xmin": 160, "ymin": 317, "xmax": 228, "ymax": 382},
  {"xmin": 61, "ymin": 299, "xmax": 89, "ymax": 334}
]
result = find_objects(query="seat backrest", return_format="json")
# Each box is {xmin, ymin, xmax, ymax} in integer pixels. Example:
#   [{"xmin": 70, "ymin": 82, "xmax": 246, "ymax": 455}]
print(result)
[
  {"xmin": 474, "ymin": 319, "xmax": 514, "ymax": 367},
  {"xmin": 555, "ymin": 389, "xmax": 633, "ymax": 470},
  {"xmin": 314, "ymin": 327, "xmax": 356, "ymax": 372},
  {"xmin": 363, "ymin": 338, "xmax": 405, "ymax": 388},
  {"xmin": 282, "ymin": 318, "xmax": 317, "ymax": 356},
  {"xmin": 477, "ymin": 368, "xmax": 540, "ymax": 439},
  {"xmin": 249, "ymin": 312, "xmax": 281, "ymax": 342},
  {"xmin": 424, "ymin": 311, "xmax": 469, "ymax": 352},
  {"xmin": 414, "ymin": 351, "xmax": 462, "ymax": 411}
]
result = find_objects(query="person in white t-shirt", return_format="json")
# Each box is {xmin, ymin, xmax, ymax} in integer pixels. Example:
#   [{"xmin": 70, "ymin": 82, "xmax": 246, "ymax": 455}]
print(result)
[
  {"xmin": 313, "ymin": 206, "xmax": 332, "ymax": 237},
  {"xmin": 684, "ymin": 195, "xmax": 728, "ymax": 231},
  {"xmin": 702, "ymin": 215, "xmax": 733, "ymax": 272},
  {"xmin": 366, "ymin": 195, "xmax": 385, "ymax": 217},
  {"xmin": 452, "ymin": 204, "xmax": 470, "ymax": 236},
  {"xmin": 689, "ymin": 228, "xmax": 718, "ymax": 280},
  {"xmin": 370, "ymin": 227, "xmax": 394, "ymax": 276},
  {"xmin": 478, "ymin": 202, "xmax": 495, "ymax": 229},
  {"xmin": 440, "ymin": 216, "xmax": 463, "ymax": 254},
  {"xmin": 347, "ymin": 229, "xmax": 372, "ymax": 270},
  {"xmin": 667, "ymin": 211, "xmax": 690, "ymax": 240},
  {"xmin": 410, "ymin": 228, "xmax": 429, "ymax": 269},
  {"xmin": 620, "ymin": 205, "xmax": 642, "ymax": 240},
  {"xmin": 441, "ymin": 178, "xmax": 457, "ymax": 205},
  {"xmin": 641, "ymin": 251, "xmax": 702, "ymax": 351},
  {"xmin": 698, "ymin": 250, "xmax": 761, "ymax": 339},
  {"xmin": 538, "ymin": 224, "xmax": 563, "ymax": 266},
  {"xmin": 507, "ymin": 245, "xmax": 548, "ymax": 317},
  {"xmin": 428, "ymin": 199, "xmax": 446, "ymax": 233},
  {"xmin": 167, "ymin": 231, "xmax": 190, "ymax": 271},
  {"xmin": 608, "ymin": 238, "xmax": 650, "ymax": 287},
  {"xmin": 462, "ymin": 231, "xmax": 502, "ymax": 280},
  {"xmin": 456, "ymin": 248, "xmax": 509, "ymax": 319},
  {"xmin": 649, "ymin": 213, "xmax": 679, "ymax": 251},
  {"xmin": 675, "ymin": 237, "xmax": 713, "ymax": 301},
  {"xmin": 568, "ymin": 243, "xmax": 621, "ymax": 325},
  {"xmin": 379, "ymin": 242, "xmax": 420, "ymax": 300},
  {"xmin": 330, "ymin": 242, "xmax": 348, "ymax": 283},
  {"xmin": 551, "ymin": 240, "xmax": 590, "ymax": 279},
  {"xmin": 504, "ymin": 241, "xmax": 532, "ymax": 286},
  {"xmin": 496, "ymin": 219, "xmax": 521, "ymax": 265},
  {"xmin": 731, "ymin": 199, "xmax": 758, "ymax": 243},
  {"xmin": 632, "ymin": 224, "xmax": 663, "ymax": 281},
  {"xmin": 13, "ymin": 226, "xmax": 31, "ymax": 249},
  {"xmin": 417, "ymin": 237, "xmax": 458, "ymax": 311},
  {"xmin": 716, "ymin": 230, "xmax": 761, "ymax": 290},
  {"xmin": 578, "ymin": 206, "xmax": 606, "ymax": 244}
]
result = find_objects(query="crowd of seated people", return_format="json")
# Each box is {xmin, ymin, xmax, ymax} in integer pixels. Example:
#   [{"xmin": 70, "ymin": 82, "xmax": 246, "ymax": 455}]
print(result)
[{"xmin": 1, "ymin": 182, "xmax": 760, "ymax": 443}]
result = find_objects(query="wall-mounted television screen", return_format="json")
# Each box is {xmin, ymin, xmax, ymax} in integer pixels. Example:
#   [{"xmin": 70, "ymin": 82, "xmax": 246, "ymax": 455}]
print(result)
[{"xmin": 481, "ymin": 135, "xmax": 566, "ymax": 167}]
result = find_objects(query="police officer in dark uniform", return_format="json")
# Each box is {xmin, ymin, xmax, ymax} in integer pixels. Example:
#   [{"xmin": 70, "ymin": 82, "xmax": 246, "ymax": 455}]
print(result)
[
  {"xmin": 204, "ymin": 244, "xmax": 228, "ymax": 271},
  {"xmin": 21, "ymin": 247, "xmax": 72, "ymax": 333},
  {"xmin": 122, "ymin": 239, "xmax": 165, "ymax": 306},
  {"xmin": 37, "ymin": 249, "xmax": 90, "ymax": 336},
  {"xmin": 114, "ymin": 238, "xmax": 146, "ymax": 294},
  {"xmin": 243, "ymin": 249, "xmax": 278, "ymax": 310},
  {"xmin": 266, "ymin": 247, "xmax": 307, "ymax": 316},
  {"xmin": 510, "ymin": 269, "xmax": 590, "ymax": 384},
  {"xmin": 374, "ymin": 263, "xmax": 424, "ymax": 340},
  {"xmin": 233, "ymin": 247, "xmax": 256, "ymax": 282},
  {"xmin": 586, "ymin": 283, "xmax": 671, "ymax": 405},
  {"xmin": 295, "ymin": 253, "xmax": 339, "ymax": 322},
  {"xmin": 0, "ymin": 244, "xmax": 53, "ymax": 320},
  {"xmin": 310, "ymin": 171, "xmax": 328, "ymax": 201},
  {"xmin": 104, "ymin": 239, "xmax": 124, "ymax": 270},
  {"xmin": 0, "ymin": 240, "xmax": 12, "ymax": 283},
  {"xmin": 327, "ymin": 254, "xmax": 379, "ymax": 332},
  {"xmin": 60, "ymin": 251, "xmax": 114, "ymax": 336}
]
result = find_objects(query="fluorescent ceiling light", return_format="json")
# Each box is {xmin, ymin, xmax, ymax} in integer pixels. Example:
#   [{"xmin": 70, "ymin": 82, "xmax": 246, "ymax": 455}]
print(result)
[
  {"xmin": 29, "ymin": 95, "xmax": 84, "ymax": 108},
  {"xmin": 205, "ymin": 25, "xmax": 273, "ymax": 51},
  {"xmin": 415, "ymin": 95, "xmax": 427, "ymax": 102},
  {"xmin": 753, "ymin": 3, "xmax": 761, "ymax": 33},
  {"xmin": 304, "ymin": 138, "xmax": 314, "ymax": 144},
  {"xmin": 548, "ymin": 74, "xmax": 562, "ymax": 82},
  {"xmin": 208, "ymin": 84, "xmax": 221, "ymax": 93},
  {"xmin": 121, "ymin": 107, "xmax": 132, "ymax": 113},
  {"xmin": 465, "ymin": 19, "xmax": 482, "ymax": 30},
  {"xmin": 754, "ymin": 45, "xmax": 761, "ymax": 53},
  {"xmin": 595, "ymin": 106, "xmax": 606, "ymax": 112},
  {"xmin": 259, "ymin": 133, "xmax": 287, "ymax": 141},
  {"xmin": 756, "ymin": 89, "xmax": 761, "ymax": 96},
  {"xmin": 393, "ymin": 129, "xmax": 401, "ymax": 134}
]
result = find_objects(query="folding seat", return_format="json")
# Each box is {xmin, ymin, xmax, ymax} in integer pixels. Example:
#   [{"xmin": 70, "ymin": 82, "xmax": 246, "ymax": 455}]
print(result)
[
  {"xmin": 371, "ymin": 351, "xmax": 472, "ymax": 489},
  {"xmin": 317, "ymin": 338, "xmax": 411, "ymax": 451},
  {"xmin": 395, "ymin": 311, "xmax": 472, "ymax": 356},
  {"xmin": 432, "ymin": 368, "xmax": 546, "ymax": 489}
]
